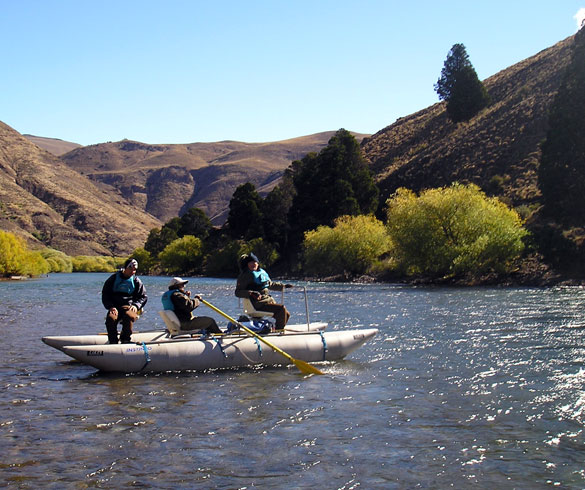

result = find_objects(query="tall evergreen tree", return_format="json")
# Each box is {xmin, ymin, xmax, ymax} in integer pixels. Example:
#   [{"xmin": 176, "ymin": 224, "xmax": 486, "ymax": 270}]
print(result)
[
  {"xmin": 226, "ymin": 182, "xmax": 264, "ymax": 240},
  {"xmin": 538, "ymin": 27, "xmax": 585, "ymax": 223},
  {"xmin": 435, "ymin": 43, "xmax": 491, "ymax": 123},
  {"xmin": 287, "ymin": 129, "xmax": 379, "ymax": 249},
  {"xmin": 179, "ymin": 207, "xmax": 212, "ymax": 241},
  {"xmin": 261, "ymin": 178, "xmax": 294, "ymax": 253}
]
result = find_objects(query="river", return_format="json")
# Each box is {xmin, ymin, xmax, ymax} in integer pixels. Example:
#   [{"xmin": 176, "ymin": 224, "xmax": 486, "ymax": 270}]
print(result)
[{"xmin": 1, "ymin": 273, "xmax": 584, "ymax": 488}]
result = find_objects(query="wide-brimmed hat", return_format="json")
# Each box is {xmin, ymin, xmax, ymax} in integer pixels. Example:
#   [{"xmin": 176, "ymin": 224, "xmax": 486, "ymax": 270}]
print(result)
[{"xmin": 168, "ymin": 277, "xmax": 189, "ymax": 289}]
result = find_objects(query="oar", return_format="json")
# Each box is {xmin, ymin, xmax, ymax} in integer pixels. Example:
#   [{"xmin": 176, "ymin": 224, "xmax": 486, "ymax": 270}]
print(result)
[{"xmin": 200, "ymin": 299, "xmax": 324, "ymax": 375}]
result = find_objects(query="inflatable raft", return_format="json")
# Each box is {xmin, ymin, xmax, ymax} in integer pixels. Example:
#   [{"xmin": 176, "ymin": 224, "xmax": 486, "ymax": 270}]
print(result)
[
  {"xmin": 42, "ymin": 322, "xmax": 327, "ymax": 353},
  {"xmin": 57, "ymin": 328, "xmax": 378, "ymax": 373}
]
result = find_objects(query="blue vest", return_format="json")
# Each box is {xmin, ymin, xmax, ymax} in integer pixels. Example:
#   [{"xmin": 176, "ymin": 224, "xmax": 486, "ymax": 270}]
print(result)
[
  {"xmin": 113, "ymin": 272, "xmax": 135, "ymax": 295},
  {"xmin": 161, "ymin": 290, "xmax": 174, "ymax": 310},
  {"xmin": 251, "ymin": 269, "xmax": 271, "ymax": 291}
]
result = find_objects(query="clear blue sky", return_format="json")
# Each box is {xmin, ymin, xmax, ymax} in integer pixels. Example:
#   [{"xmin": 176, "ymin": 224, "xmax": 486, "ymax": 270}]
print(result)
[{"xmin": 2, "ymin": 1, "xmax": 584, "ymax": 146}]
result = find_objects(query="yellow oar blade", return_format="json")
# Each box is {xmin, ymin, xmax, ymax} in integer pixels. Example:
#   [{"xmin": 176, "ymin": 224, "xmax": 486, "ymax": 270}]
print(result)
[
  {"xmin": 294, "ymin": 359, "xmax": 324, "ymax": 375},
  {"xmin": 200, "ymin": 298, "xmax": 324, "ymax": 375}
]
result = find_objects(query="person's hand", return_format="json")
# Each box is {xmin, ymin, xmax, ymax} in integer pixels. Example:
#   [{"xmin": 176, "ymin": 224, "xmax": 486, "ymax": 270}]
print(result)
[
  {"xmin": 250, "ymin": 291, "xmax": 261, "ymax": 300},
  {"xmin": 109, "ymin": 307, "xmax": 118, "ymax": 315},
  {"xmin": 185, "ymin": 290, "xmax": 191, "ymax": 297},
  {"xmin": 194, "ymin": 294, "xmax": 201, "ymax": 301},
  {"xmin": 285, "ymin": 284, "xmax": 293, "ymax": 289},
  {"xmin": 129, "ymin": 305, "xmax": 137, "ymax": 313}
]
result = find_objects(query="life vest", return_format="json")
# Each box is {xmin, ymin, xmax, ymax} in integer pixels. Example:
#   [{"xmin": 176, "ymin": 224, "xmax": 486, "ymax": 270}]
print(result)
[
  {"xmin": 161, "ymin": 290, "xmax": 174, "ymax": 310},
  {"xmin": 251, "ymin": 269, "xmax": 271, "ymax": 291},
  {"xmin": 113, "ymin": 272, "xmax": 136, "ymax": 295}
]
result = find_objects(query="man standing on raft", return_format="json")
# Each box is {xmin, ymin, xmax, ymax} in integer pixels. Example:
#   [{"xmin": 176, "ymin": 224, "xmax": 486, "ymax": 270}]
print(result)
[{"xmin": 101, "ymin": 258, "xmax": 148, "ymax": 344}]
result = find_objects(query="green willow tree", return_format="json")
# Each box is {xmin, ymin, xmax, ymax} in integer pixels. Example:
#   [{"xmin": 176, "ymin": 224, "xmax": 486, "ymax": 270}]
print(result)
[
  {"xmin": 158, "ymin": 235, "xmax": 204, "ymax": 275},
  {"xmin": 386, "ymin": 183, "xmax": 527, "ymax": 278},
  {"xmin": 303, "ymin": 215, "xmax": 391, "ymax": 277},
  {"xmin": 538, "ymin": 26, "xmax": 585, "ymax": 224},
  {"xmin": 435, "ymin": 43, "xmax": 491, "ymax": 123},
  {"xmin": 0, "ymin": 230, "xmax": 50, "ymax": 276}
]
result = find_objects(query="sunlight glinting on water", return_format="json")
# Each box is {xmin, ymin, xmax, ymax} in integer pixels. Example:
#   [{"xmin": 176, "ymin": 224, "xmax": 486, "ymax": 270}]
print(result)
[{"xmin": 2, "ymin": 276, "xmax": 585, "ymax": 487}]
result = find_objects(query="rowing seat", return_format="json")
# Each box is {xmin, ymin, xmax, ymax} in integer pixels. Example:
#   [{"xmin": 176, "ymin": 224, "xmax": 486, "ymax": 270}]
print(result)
[
  {"xmin": 158, "ymin": 310, "xmax": 181, "ymax": 336},
  {"xmin": 242, "ymin": 298, "xmax": 274, "ymax": 318}
]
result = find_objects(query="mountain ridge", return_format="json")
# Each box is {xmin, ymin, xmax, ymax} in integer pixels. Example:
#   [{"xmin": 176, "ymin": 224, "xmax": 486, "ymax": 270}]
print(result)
[{"xmin": 60, "ymin": 131, "xmax": 367, "ymax": 224}]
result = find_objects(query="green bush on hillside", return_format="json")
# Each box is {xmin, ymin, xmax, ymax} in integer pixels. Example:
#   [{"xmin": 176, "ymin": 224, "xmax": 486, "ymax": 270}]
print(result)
[
  {"xmin": 159, "ymin": 235, "xmax": 204, "ymax": 275},
  {"xmin": 385, "ymin": 183, "xmax": 528, "ymax": 278},
  {"xmin": 303, "ymin": 215, "xmax": 392, "ymax": 277},
  {"xmin": 0, "ymin": 230, "xmax": 50, "ymax": 276},
  {"xmin": 41, "ymin": 249, "xmax": 73, "ymax": 273},
  {"xmin": 71, "ymin": 255, "xmax": 120, "ymax": 272}
]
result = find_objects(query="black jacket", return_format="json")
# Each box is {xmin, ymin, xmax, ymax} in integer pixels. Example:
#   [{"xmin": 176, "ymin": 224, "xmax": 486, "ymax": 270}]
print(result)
[{"xmin": 101, "ymin": 271, "xmax": 148, "ymax": 311}]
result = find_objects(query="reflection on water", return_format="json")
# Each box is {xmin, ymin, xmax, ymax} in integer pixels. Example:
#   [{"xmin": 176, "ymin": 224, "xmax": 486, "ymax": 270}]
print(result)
[{"xmin": 1, "ymin": 274, "xmax": 585, "ymax": 488}]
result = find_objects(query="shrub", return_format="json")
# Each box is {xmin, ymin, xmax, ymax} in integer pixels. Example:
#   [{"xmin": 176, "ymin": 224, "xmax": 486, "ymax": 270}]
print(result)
[
  {"xmin": 41, "ymin": 249, "xmax": 73, "ymax": 273},
  {"xmin": 303, "ymin": 215, "xmax": 391, "ymax": 277},
  {"xmin": 159, "ymin": 235, "xmax": 204, "ymax": 275},
  {"xmin": 0, "ymin": 230, "xmax": 50, "ymax": 276},
  {"xmin": 385, "ymin": 183, "xmax": 528, "ymax": 278},
  {"xmin": 71, "ymin": 255, "xmax": 119, "ymax": 272}
]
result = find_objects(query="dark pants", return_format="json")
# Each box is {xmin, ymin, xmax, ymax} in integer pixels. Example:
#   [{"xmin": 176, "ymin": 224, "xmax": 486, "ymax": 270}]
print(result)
[
  {"xmin": 180, "ymin": 316, "xmax": 222, "ymax": 334},
  {"xmin": 105, "ymin": 310, "xmax": 135, "ymax": 344},
  {"xmin": 253, "ymin": 302, "xmax": 290, "ymax": 329}
]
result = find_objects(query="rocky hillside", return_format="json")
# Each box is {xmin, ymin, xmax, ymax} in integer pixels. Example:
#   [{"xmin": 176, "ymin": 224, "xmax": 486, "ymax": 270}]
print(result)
[
  {"xmin": 61, "ymin": 132, "xmax": 362, "ymax": 224},
  {"xmin": 362, "ymin": 36, "xmax": 574, "ymax": 214},
  {"xmin": 1, "ymin": 125, "xmax": 363, "ymax": 255},
  {"xmin": 0, "ymin": 122, "xmax": 160, "ymax": 255}
]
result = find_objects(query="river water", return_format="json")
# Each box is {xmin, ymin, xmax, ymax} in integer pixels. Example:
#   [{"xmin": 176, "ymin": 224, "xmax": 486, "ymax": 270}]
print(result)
[{"xmin": 1, "ymin": 273, "xmax": 584, "ymax": 488}]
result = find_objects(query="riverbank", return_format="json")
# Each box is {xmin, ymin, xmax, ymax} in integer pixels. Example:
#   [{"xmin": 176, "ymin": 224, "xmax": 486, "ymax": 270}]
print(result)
[{"xmin": 289, "ymin": 253, "xmax": 584, "ymax": 287}]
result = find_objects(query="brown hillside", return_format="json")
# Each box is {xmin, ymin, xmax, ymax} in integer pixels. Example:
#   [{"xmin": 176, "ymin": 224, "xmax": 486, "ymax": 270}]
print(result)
[
  {"xmin": 23, "ymin": 134, "xmax": 82, "ymax": 156},
  {"xmin": 0, "ymin": 122, "xmax": 160, "ymax": 255},
  {"xmin": 62, "ymin": 132, "xmax": 367, "ymax": 224},
  {"xmin": 362, "ymin": 36, "xmax": 574, "ymax": 212}
]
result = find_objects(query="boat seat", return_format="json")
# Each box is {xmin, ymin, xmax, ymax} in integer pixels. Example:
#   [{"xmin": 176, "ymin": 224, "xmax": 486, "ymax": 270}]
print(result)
[
  {"xmin": 242, "ymin": 298, "xmax": 274, "ymax": 318},
  {"xmin": 158, "ymin": 310, "xmax": 181, "ymax": 336}
]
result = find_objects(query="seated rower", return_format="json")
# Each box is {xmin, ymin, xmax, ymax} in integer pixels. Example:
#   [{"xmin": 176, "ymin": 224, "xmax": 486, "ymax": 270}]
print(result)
[
  {"xmin": 161, "ymin": 277, "xmax": 222, "ymax": 335},
  {"xmin": 235, "ymin": 253, "xmax": 293, "ymax": 330}
]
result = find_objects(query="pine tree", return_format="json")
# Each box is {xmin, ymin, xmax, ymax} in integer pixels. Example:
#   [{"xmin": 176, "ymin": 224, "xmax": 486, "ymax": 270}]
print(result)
[
  {"xmin": 287, "ymin": 129, "xmax": 379, "ymax": 249},
  {"xmin": 226, "ymin": 182, "xmax": 264, "ymax": 240},
  {"xmin": 538, "ymin": 27, "xmax": 585, "ymax": 223},
  {"xmin": 435, "ymin": 43, "xmax": 491, "ymax": 123}
]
